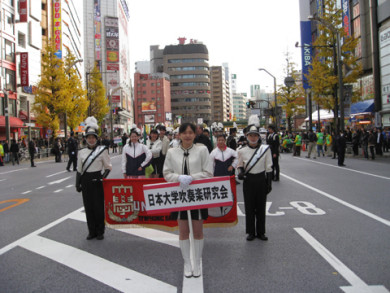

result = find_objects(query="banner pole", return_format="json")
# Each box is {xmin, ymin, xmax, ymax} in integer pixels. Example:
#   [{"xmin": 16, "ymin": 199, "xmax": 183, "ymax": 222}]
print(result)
[{"xmin": 187, "ymin": 210, "xmax": 195, "ymax": 266}]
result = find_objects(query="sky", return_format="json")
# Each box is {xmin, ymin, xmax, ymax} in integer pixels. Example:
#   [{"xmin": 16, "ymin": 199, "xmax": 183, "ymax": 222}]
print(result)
[{"xmin": 128, "ymin": 0, "xmax": 302, "ymax": 96}]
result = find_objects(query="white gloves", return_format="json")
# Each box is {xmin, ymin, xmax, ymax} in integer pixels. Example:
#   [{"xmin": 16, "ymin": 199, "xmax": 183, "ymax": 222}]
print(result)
[{"xmin": 178, "ymin": 175, "xmax": 193, "ymax": 190}]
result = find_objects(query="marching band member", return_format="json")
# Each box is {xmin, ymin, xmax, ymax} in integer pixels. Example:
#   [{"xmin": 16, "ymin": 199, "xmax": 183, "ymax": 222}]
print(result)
[
  {"xmin": 76, "ymin": 117, "xmax": 112, "ymax": 240},
  {"xmin": 210, "ymin": 134, "xmax": 238, "ymax": 177},
  {"xmin": 169, "ymin": 128, "xmax": 180, "ymax": 148},
  {"xmin": 146, "ymin": 129, "xmax": 162, "ymax": 178},
  {"xmin": 121, "ymin": 128, "xmax": 152, "ymax": 178},
  {"xmin": 163, "ymin": 122, "xmax": 213, "ymax": 278},
  {"xmin": 237, "ymin": 115, "xmax": 273, "ymax": 241}
]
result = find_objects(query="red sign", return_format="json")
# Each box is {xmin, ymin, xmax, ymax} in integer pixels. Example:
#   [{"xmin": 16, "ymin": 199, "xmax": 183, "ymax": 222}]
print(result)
[
  {"xmin": 107, "ymin": 63, "xmax": 120, "ymax": 71},
  {"xmin": 20, "ymin": 52, "xmax": 29, "ymax": 87},
  {"xmin": 103, "ymin": 176, "xmax": 237, "ymax": 230},
  {"xmin": 111, "ymin": 95, "xmax": 120, "ymax": 103},
  {"xmin": 19, "ymin": 0, "xmax": 28, "ymax": 22}
]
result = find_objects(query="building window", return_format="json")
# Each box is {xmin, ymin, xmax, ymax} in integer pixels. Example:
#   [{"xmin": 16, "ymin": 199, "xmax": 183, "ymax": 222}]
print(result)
[
  {"xmin": 151, "ymin": 83, "xmax": 155, "ymax": 86},
  {"xmin": 142, "ymin": 83, "xmax": 146, "ymax": 87},
  {"xmin": 143, "ymin": 98, "xmax": 147, "ymax": 101},
  {"xmin": 157, "ymin": 90, "xmax": 160, "ymax": 93},
  {"xmin": 5, "ymin": 69, "xmax": 15, "ymax": 91},
  {"xmin": 151, "ymin": 90, "xmax": 155, "ymax": 93},
  {"xmin": 18, "ymin": 32, "xmax": 26, "ymax": 48},
  {"xmin": 4, "ymin": 39, "xmax": 15, "ymax": 62},
  {"xmin": 142, "ymin": 91, "xmax": 146, "ymax": 94},
  {"xmin": 158, "ymin": 113, "xmax": 161, "ymax": 117},
  {"xmin": 4, "ymin": 11, "xmax": 14, "ymax": 34},
  {"xmin": 157, "ymin": 82, "xmax": 160, "ymax": 86}
]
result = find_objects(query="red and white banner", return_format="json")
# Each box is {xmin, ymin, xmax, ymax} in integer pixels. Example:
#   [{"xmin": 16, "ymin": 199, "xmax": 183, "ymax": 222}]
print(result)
[
  {"xmin": 143, "ymin": 177, "xmax": 233, "ymax": 214},
  {"xmin": 19, "ymin": 0, "xmax": 28, "ymax": 22},
  {"xmin": 20, "ymin": 52, "xmax": 29, "ymax": 87},
  {"xmin": 103, "ymin": 176, "xmax": 237, "ymax": 230}
]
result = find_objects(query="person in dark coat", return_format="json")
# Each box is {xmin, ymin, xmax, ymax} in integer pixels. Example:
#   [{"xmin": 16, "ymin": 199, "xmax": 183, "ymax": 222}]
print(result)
[
  {"xmin": 337, "ymin": 131, "xmax": 347, "ymax": 166},
  {"xmin": 194, "ymin": 125, "xmax": 212, "ymax": 153},
  {"xmin": 66, "ymin": 132, "xmax": 78, "ymax": 171},
  {"xmin": 226, "ymin": 127, "xmax": 237, "ymax": 150},
  {"xmin": 10, "ymin": 139, "xmax": 19, "ymax": 165},
  {"xmin": 266, "ymin": 124, "xmax": 280, "ymax": 181},
  {"xmin": 28, "ymin": 138, "xmax": 37, "ymax": 167}
]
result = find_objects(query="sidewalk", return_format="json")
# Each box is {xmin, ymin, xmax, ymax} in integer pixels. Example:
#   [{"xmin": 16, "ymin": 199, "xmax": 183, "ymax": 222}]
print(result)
[{"xmin": 299, "ymin": 147, "xmax": 390, "ymax": 161}]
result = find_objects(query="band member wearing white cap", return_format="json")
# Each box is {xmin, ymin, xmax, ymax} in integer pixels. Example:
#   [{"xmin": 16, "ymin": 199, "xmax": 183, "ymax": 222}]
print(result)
[
  {"xmin": 76, "ymin": 117, "xmax": 112, "ymax": 240},
  {"xmin": 163, "ymin": 122, "xmax": 213, "ymax": 278},
  {"xmin": 122, "ymin": 128, "xmax": 152, "ymax": 178},
  {"xmin": 237, "ymin": 115, "xmax": 273, "ymax": 241},
  {"xmin": 146, "ymin": 129, "xmax": 162, "ymax": 178}
]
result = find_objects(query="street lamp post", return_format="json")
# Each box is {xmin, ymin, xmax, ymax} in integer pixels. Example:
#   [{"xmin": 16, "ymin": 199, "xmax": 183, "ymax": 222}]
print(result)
[
  {"xmin": 259, "ymin": 68, "xmax": 278, "ymax": 131},
  {"xmin": 308, "ymin": 15, "xmax": 344, "ymax": 132},
  {"xmin": 64, "ymin": 59, "xmax": 83, "ymax": 140},
  {"xmin": 109, "ymin": 86, "xmax": 122, "ymax": 143}
]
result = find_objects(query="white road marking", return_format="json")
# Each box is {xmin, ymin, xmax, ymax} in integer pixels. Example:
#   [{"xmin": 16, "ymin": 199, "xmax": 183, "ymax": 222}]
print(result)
[
  {"xmin": 66, "ymin": 185, "xmax": 73, "ymax": 188},
  {"xmin": 19, "ymin": 235, "xmax": 177, "ymax": 293},
  {"xmin": 279, "ymin": 207, "xmax": 294, "ymax": 210},
  {"xmin": 21, "ymin": 190, "xmax": 31, "ymax": 194},
  {"xmin": 54, "ymin": 189, "xmax": 63, "ymax": 193},
  {"xmin": 36, "ymin": 186, "xmax": 45, "ymax": 190},
  {"xmin": 295, "ymin": 228, "xmax": 389, "ymax": 293},
  {"xmin": 46, "ymin": 170, "xmax": 66, "ymax": 178},
  {"xmin": 237, "ymin": 202, "xmax": 245, "ymax": 216},
  {"xmin": 294, "ymin": 157, "xmax": 390, "ymax": 180},
  {"xmin": 281, "ymin": 173, "xmax": 390, "ymax": 227},
  {"xmin": 183, "ymin": 260, "xmax": 203, "ymax": 293},
  {"xmin": 0, "ymin": 179, "xmax": 6, "ymax": 182},
  {"xmin": 48, "ymin": 176, "xmax": 71, "ymax": 185},
  {"xmin": 0, "ymin": 168, "xmax": 28, "ymax": 175}
]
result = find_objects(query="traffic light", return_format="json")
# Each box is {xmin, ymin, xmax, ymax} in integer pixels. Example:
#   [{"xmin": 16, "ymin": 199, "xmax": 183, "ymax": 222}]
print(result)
[
  {"xmin": 250, "ymin": 101, "xmax": 255, "ymax": 108},
  {"xmin": 246, "ymin": 102, "xmax": 250, "ymax": 108}
]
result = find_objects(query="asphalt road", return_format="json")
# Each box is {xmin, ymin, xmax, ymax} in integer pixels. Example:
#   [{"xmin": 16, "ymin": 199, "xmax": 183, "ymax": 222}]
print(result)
[{"xmin": 0, "ymin": 151, "xmax": 389, "ymax": 293}]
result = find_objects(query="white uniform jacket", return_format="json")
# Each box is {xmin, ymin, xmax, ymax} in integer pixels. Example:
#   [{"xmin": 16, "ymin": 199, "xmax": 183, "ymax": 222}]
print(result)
[
  {"xmin": 146, "ymin": 139, "xmax": 162, "ymax": 158},
  {"xmin": 163, "ymin": 144, "xmax": 213, "ymax": 182},
  {"xmin": 77, "ymin": 146, "xmax": 112, "ymax": 173},
  {"xmin": 160, "ymin": 135, "xmax": 170, "ymax": 156},
  {"xmin": 237, "ymin": 144, "xmax": 273, "ymax": 174},
  {"xmin": 209, "ymin": 147, "xmax": 238, "ymax": 169},
  {"xmin": 121, "ymin": 142, "xmax": 152, "ymax": 174}
]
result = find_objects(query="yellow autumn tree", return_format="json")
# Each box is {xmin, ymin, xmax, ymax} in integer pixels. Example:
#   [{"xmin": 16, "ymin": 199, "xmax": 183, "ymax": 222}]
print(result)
[
  {"xmin": 64, "ymin": 49, "xmax": 89, "ymax": 131},
  {"xmin": 307, "ymin": 0, "xmax": 362, "ymax": 122},
  {"xmin": 277, "ymin": 57, "xmax": 306, "ymax": 131},
  {"xmin": 87, "ymin": 65, "xmax": 109, "ymax": 125},
  {"xmin": 33, "ymin": 41, "xmax": 69, "ymax": 137}
]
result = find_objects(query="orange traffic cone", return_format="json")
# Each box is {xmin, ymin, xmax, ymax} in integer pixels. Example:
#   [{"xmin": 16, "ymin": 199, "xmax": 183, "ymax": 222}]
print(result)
[{"xmin": 302, "ymin": 143, "xmax": 306, "ymax": 151}]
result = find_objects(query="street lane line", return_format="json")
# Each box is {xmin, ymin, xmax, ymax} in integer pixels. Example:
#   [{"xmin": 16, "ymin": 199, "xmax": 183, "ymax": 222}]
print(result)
[
  {"xmin": 0, "ymin": 179, "xmax": 6, "ymax": 182},
  {"xmin": 66, "ymin": 185, "xmax": 73, "ymax": 188},
  {"xmin": 0, "ymin": 168, "xmax": 28, "ymax": 175},
  {"xmin": 295, "ymin": 228, "xmax": 389, "ymax": 293},
  {"xmin": 281, "ymin": 173, "xmax": 390, "ymax": 227},
  {"xmin": 68, "ymin": 209, "xmax": 180, "ymax": 248},
  {"xmin": 48, "ymin": 176, "xmax": 71, "ymax": 185},
  {"xmin": 19, "ymin": 235, "xmax": 177, "ymax": 293},
  {"xmin": 46, "ymin": 170, "xmax": 66, "ymax": 178},
  {"xmin": 36, "ymin": 186, "xmax": 45, "ymax": 189},
  {"xmin": 294, "ymin": 157, "xmax": 390, "ymax": 180},
  {"xmin": 0, "ymin": 207, "xmax": 84, "ymax": 255},
  {"xmin": 21, "ymin": 190, "xmax": 32, "ymax": 194},
  {"xmin": 54, "ymin": 189, "xmax": 63, "ymax": 193}
]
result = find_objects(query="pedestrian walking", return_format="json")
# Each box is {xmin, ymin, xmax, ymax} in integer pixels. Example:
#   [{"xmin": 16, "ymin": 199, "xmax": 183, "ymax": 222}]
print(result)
[
  {"xmin": 28, "ymin": 138, "xmax": 37, "ymax": 167},
  {"xmin": 10, "ymin": 139, "xmax": 19, "ymax": 165},
  {"xmin": 266, "ymin": 125, "xmax": 280, "ymax": 181},
  {"xmin": 66, "ymin": 132, "xmax": 78, "ymax": 172},
  {"xmin": 316, "ymin": 130, "xmax": 325, "ymax": 157},
  {"xmin": 120, "ymin": 133, "xmax": 128, "ymax": 154},
  {"xmin": 368, "ymin": 129, "xmax": 376, "ymax": 160},
  {"xmin": 75, "ymin": 116, "xmax": 112, "ymax": 240},
  {"xmin": 53, "ymin": 138, "xmax": 62, "ymax": 163},
  {"xmin": 325, "ymin": 132, "xmax": 333, "ymax": 157},
  {"xmin": 361, "ymin": 129, "xmax": 369, "ymax": 159},
  {"xmin": 306, "ymin": 129, "xmax": 317, "ymax": 159},
  {"xmin": 374, "ymin": 127, "xmax": 383, "ymax": 156},
  {"xmin": 157, "ymin": 125, "xmax": 170, "ymax": 178},
  {"xmin": 163, "ymin": 122, "xmax": 213, "ymax": 278},
  {"xmin": 237, "ymin": 115, "xmax": 273, "ymax": 242},
  {"xmin": 337, "ymin": 131, "xmax": 347, "ymax": 166},
  {"xmin": 146, "ymin": 129, "xmax": 162, "ymax": 178},
  {"xmin": 293, "ymin": 132, "xmax": 302, "ymax": 156},
  {"xmin": 121, "ymin": 129, "xmax": 152, "ymax": 178},
  {"xmin": 3, "ymin": 140, "xmax": 9, "ymax": 163},
  {"xmin": 352, "ymin": 129, "xmax": 360, "ymax": 156}
]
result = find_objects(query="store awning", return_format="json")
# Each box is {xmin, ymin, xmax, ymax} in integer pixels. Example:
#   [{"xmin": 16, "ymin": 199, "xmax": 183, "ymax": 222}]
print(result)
[
  {"xmin": 350, "ymin": 99, "xmax": 374, "ymax": 116},
  {"xmin": 19, "ymin": 110, "xmax": 36, "ymax": 121},
  {"xmin": 0, "ymin": 116, "xmax": 24, "ymax": 127}
]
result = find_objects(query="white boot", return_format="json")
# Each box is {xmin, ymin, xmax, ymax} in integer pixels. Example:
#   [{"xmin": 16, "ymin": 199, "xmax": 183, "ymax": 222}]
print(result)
[
  {"xmin": 193, "ymin": 239, "xmax": 204, "ymax": 277},
  {"xmin": 179, "ymin": 240, "xmax": 192, "ymax": 278}
]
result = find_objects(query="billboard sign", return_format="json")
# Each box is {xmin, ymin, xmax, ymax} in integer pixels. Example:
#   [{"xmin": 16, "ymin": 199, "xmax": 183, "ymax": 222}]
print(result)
[
  {"xmin": 342, "ymin": 0, "xmax": 351, "ymax": 38},
  {"xmin": 94, "ymin": 0, "xmax": 101, "ymax": 63},
  {"xmin": 20, "ymin": 52, "xmax": 29, "ymax": 87},
  {"xmin": 53, "ymin": 0, "xmax": 62, "ymax": 59},
  {"xmin": 142, "ymin": 101, "xmax": 157, "ymax": 112},
  {"xmin": 144, "ymin": 114, "xmax": 155, "ymax": 123},
  {"xmin": 19, "ymin": 0, "xmax": 28, "ymax": 22}
]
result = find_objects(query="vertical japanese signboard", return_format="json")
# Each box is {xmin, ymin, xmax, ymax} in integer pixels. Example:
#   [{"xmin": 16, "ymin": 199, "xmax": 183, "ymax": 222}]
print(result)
[
  {"xmin": 94, "ymin": 0, "xmax": 101, "ymax": 71},
  {"xmin": 19, "ymin": 0, "xmax": 28, "ymax": 22},
  {"xmin": 20, "ymin": 53, "xmax": 29, "ymax": 87},
  {"xmin": 53, "ymin": 0, "xmax": 62, "ymax": 59},
  {"xmin": 105, "ymin": 16, "xmax": 120, "ymax": 99},
  {"xmin": 299, "ymin": 0, "xmax": 312, "ymax": 90},
  {"xmin": 342, "ymin": 0, "xmax": 351, "ymax": 38}
]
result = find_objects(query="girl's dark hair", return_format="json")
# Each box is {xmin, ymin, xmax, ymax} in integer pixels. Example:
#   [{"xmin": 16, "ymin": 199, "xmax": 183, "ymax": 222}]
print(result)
[
  {"xmin": 129, "ymin": 129, "xmax": 140, "ymax": 146},
  {"xmin": 216, "ymin": 134, "xmax": 226, "ymax": 140},
  {"xmin": 150, "ymin": 129, "xmax": 158, "ymax": 135},
  {"xmin": 179, "ymin": 123, "xmax": 196, "ymax": 134}
]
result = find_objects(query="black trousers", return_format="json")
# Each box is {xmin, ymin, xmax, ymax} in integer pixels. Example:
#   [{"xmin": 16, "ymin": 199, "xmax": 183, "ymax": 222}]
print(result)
[
  {"xmin": 29, "ymin": 152, "xmax": 35, "ymax": 166},
  {"xmin": 272, "ymin": 156, "xmax": 279, "ymax": 180},
  {"xmin": 67, "ymin": 154, "xmax": 77, "ymax": 171},
  {"xmin": 369, "ymin": 146, "xmax": 375, "ymax": 159},
  {"xmin": 352, "ymin": 143, "xmax": 359, "ymax": 156},
  {"xmin": 81, "ymin": 171, "xmax": 105, "ymax": 236},
  {"xmin": 338, "ymin": 149, "xmax": 345, "ymax": 165},
  {"xmin": 243, "ymin": 172, "xmax": 267, "ymax": 236}
]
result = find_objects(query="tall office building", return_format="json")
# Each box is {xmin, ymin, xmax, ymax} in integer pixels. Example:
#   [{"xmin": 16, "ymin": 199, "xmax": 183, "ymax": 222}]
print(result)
[
  {"xmin": 83, "ymin": 0, "xmax": 132, "ymax": 133},
  {"xmin": 232, "ymin": 93, "xmax": 248, "ymax": 121},
  {"xmin": 210, "ymin": 66, "xmax": 231, "ymax": 122},
  {"xmin": 163, "ymin": 39, "xmax": 211, "ymax": 124}
]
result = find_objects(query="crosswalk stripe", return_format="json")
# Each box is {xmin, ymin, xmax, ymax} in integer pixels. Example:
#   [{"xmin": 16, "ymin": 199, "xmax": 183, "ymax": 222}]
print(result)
[{"xmin": 19, "ymin": 235, "xmax": 177, "ymax": 293}]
